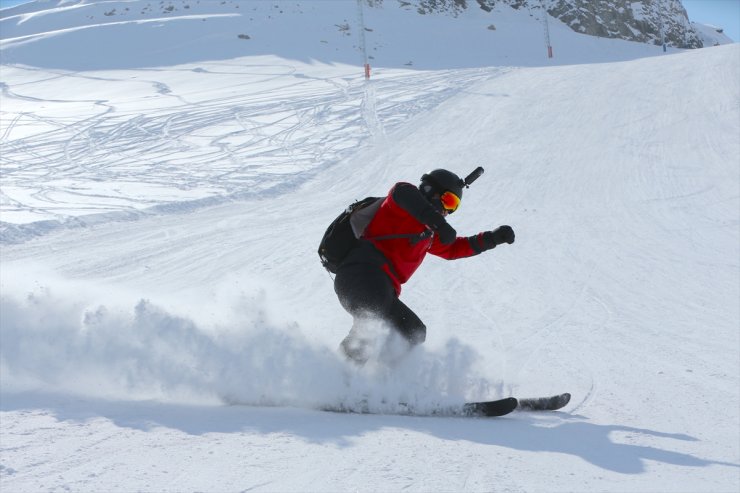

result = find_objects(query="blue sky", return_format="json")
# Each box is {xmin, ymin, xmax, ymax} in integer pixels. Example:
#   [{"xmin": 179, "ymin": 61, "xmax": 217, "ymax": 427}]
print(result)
[
  {"xmin": 0, "ymin": 0, "xmax": 737, "ymax": 42},
  {"xmin": 683, "ymin": 0, "xmax": 740, "ymax": 41}
]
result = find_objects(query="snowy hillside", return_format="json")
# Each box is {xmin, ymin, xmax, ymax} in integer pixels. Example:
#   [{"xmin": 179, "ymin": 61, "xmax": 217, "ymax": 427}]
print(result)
[
  {"xmin": 692, "ymin": 21, "xmax": 736, "ymax": 47},
  {"xmin": 1, "ymin": 1, "xmax": 740, "ymax": 492},
  {"xmin": 0, "ymin": 0, "xmax": 701, "ymax": 72},
  {"xmin": 0, "ymin": 0, "xmax": 703, "ymax": 235}
]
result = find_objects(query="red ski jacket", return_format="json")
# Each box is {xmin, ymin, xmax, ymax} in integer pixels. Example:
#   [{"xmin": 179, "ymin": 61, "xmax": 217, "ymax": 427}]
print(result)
[{"xmin": 362, "ymin": 182, "xmax": 481, "ymax": 295}]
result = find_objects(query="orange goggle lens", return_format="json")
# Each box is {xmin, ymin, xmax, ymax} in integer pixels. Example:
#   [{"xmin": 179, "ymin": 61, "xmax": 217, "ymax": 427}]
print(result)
[{"xmin": 440, "ymin": 191, "xmax": 461, "ymax": 213}]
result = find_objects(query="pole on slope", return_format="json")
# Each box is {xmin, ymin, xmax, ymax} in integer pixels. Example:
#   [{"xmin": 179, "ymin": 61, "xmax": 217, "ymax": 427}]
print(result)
[
  {"xmin": 659, "ymin": 0, "xmax": 667, "ymax": 52},
  {"xmin": 540, "ymin": 0, "xmax": 553, "ymax": 59},
  {"xmin": 357, "ymin": 0, "xmax": 371, "ymax": 79}
]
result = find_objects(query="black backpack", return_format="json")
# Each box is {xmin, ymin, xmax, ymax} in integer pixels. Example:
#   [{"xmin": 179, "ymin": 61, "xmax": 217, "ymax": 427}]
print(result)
[
  {"xmin": 318, "ymin": 196, "xmax": 384, "ymax": 273},
  {"xmin": 318, "ymin": 196, "xmax": 435, "ymax": 274}
]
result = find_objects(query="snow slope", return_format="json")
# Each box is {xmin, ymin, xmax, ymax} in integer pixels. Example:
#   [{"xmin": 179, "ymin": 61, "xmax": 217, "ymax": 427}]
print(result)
[
  {"xmin": 1, "ymin": 1, "xmax": 740, "ymax": 492},
  {"xmin": 0, "ymin": 0, "xmax": 693, "ymax": 234},
  {"xmin": 693, "ymin": 21, "xmax": 736, "ymax": 46}
]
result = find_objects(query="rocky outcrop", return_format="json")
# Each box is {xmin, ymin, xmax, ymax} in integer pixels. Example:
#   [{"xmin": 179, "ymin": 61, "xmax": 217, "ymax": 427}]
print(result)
[
  {"xmin": 385, "ymin": 0, "xmax": 703, "ymax": 48},
  {"xmin": 543, "ymin": 0, "xmax": 702, "ymax": 48}
]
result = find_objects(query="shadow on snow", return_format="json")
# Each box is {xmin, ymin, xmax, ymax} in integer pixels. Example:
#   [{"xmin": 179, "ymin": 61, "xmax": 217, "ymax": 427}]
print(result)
[{"xmin": 2, "ymin": 389, "xmax": 738, "ymax": 475}]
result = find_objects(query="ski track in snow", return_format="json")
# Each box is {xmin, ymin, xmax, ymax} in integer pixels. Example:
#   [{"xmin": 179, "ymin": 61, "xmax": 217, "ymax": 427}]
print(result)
[{"xmin": 1, "ymin": 61, "xmax": 503, "ymax": 242}]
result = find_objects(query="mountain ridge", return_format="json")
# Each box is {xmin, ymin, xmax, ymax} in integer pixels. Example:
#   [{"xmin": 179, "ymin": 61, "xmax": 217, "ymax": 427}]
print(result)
[{"xmin": 1, "ymin": 0, "xmax": 728, "ymax": 73}]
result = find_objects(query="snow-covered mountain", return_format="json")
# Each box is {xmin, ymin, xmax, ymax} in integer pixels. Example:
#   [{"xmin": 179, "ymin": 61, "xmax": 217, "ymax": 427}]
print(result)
[
  {"xmin": 1, "ymin": 1, "xmax": 738, "ymax": 492},
  {"xmin": 0, "ymin": 0, "xmax": 728, "ymax": 74},
  {"xmin": 692, "ymin": 20, "xmax": 736, "ymax": 47}
]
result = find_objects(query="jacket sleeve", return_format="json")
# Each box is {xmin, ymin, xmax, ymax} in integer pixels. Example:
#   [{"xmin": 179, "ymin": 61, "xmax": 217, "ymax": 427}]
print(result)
[
  {"xmin": 429, "ymin": 235, "xmax": 480, "ymax": 259},
  {"xmin": 391, "ymin": 182, "xmax": 447, "ymax": 230},
  {"xmin": 392, "ymin": 182, "xmax": 482, "ymax": 260}
]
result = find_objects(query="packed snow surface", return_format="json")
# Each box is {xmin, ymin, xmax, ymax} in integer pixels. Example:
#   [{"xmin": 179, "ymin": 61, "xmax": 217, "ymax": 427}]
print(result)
[{"xmin": 1, "ymin": 1, "xmax": 739, "ymax": 492}]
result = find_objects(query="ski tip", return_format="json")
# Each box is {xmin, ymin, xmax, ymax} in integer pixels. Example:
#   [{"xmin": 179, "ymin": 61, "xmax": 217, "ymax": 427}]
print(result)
[
  {"xmin": 517, "ymin": 392, "xmax": 571, "ymax": 412},
  {"xmin": 463, "ymin": 397, "xmax": 518, "ymax": 417},
  {"xmin": 553, "ymin": 392, "xmax": 572, "ymax": 410}
]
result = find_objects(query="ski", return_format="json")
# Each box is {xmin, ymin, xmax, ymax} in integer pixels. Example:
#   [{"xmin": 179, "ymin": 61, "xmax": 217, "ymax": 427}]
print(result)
[
  {"xmin": 323, "ymin": 397, "xmax": 518, "ymax": 417},
  {"xmin": 517, "ymin": 392, "xmax": 571, "ymax": 411},
  {"xmin": 462, "ymin": 392, "xmax": 571, "ymax": 417},
  {"xmin": 462, "ymin": 397, "xmax": 519, "ymax": 417},
  {"xmin": 320, "ymin": 393, "xmax": 570, "ymax": 418}
]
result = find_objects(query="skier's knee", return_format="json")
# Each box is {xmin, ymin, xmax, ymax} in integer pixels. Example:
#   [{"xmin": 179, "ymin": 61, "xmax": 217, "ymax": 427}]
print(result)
[{"xmin": 339, "ymin": 334, "xmax": 370, "ymax": 365}]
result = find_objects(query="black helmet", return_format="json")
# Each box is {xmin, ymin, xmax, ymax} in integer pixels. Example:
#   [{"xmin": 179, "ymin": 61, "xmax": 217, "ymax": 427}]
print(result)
[{"xmin": 420, "ymin": 168, "xmax": 465, "ymax": 199}]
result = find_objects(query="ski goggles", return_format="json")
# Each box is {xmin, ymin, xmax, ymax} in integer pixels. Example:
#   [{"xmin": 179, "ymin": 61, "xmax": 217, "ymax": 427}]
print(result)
[{"xmin": 440, "ymin": 191, "xmax": 461, "ymax": 213}]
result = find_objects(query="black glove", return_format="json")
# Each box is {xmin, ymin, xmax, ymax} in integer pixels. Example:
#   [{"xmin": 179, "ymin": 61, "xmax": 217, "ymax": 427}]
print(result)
[
  {"xmin": 481, "ymin": 225, "xmax": 515, "ymax": 250},
  {"xmin": 435, "ymin": 221, "xmax": 457, "ymax": 245}
]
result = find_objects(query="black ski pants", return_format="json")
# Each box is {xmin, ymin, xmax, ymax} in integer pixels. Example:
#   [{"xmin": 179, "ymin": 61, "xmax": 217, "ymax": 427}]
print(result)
[{"xmin": 334, "ymin": 261, "xmax": 426, "ymax": 346}]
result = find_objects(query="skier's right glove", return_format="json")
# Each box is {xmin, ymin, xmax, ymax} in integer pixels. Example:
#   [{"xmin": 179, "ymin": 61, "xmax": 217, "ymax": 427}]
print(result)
[{"xmin": 480, "ymin": 225, "xmax": 515, "ymax": 250}]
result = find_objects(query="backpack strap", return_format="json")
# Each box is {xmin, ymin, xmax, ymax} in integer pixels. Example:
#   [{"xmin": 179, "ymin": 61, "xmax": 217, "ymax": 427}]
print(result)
[{"xmin": 366, "ymin": 229, "xmax": 433, "ymax": 245}]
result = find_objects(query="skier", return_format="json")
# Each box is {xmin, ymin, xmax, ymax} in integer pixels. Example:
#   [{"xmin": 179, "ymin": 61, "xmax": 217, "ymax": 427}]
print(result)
[{"xmin": 334, "ymin": 168, "xmax": 515, "ymax": 364}]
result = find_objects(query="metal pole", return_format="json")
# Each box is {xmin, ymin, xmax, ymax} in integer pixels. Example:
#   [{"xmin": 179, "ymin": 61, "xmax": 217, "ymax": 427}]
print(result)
[
  {"xmin": 541, "ymin": 0, "xmax": 553, "ymax": 58},
  {"xmin": 659, "ymin": 0, "xmax": 667, "ymax": 51}
]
